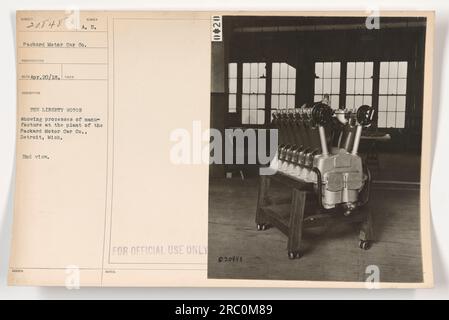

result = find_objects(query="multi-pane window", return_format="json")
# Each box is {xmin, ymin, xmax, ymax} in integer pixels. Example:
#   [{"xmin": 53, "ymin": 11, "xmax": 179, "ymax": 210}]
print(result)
[
  {"xmin": 346, "ymin": 62, "xmax": 373, "ymax": 110},
  {"xmin": 242, "ymin": 62, "xmax": 266, "ymax": 125},
  {"xmin": 271, "ymin": 62, "xmax": 296, "ymax": 119},
  {"xmin": 228, "ymin": 63, "xmax": 237, "ymax": 113},
  {"xmin": 314, "ymin": 62, "xmax": 341, "ymax": 109},
  {"xmin": 378, "ymin": 61, "xmax": 407, "ymax": 128}
]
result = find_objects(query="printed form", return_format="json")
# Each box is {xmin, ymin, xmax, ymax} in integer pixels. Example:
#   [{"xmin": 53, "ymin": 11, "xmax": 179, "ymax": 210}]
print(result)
[{"xmin": 11, "ymin": 11, "xmax": 213, "ymax": 287}]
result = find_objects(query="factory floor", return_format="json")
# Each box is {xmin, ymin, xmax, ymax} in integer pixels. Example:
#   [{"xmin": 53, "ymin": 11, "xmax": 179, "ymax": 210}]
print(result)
[{"xmin": 207, "ymin": 177, "xmax": 423, "ymax": 283}]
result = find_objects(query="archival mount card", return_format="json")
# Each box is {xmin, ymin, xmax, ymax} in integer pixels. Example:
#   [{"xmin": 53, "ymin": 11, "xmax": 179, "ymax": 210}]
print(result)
[{"xmin": 9, "ymin": 10, "xmax": 434, "ymax": 288}]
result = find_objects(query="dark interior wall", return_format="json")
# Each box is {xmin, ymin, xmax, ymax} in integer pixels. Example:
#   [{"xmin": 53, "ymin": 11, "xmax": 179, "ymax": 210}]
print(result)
[
  {"xmin": 210, "ymin": 42, "xmax": 226, "ymax": 178},
  {"xmin": 210, "ymin": 16, "xmax": 426, "ymax": 177}
]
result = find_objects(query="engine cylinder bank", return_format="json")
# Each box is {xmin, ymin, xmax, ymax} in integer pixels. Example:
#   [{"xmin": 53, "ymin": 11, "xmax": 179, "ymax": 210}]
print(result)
[{"xmin": 271, "ymin": 102, "xmax": 374, "ymax": 210}]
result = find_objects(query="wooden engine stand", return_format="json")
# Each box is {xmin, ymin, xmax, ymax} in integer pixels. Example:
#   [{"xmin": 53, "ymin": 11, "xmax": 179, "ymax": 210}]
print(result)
[{"xmin": 255, "ymin": 173, "xmax": 374, "ymax": 259}]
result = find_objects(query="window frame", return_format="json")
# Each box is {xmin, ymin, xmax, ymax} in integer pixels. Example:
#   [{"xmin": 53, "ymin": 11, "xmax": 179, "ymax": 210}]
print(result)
[
  {"xmin": 271, "ymin": 62, "xmax": 297, "ymax": 107},
  {"xmin": 313, "ymin": 61, "xmax": 342, "ymax": 110},
  {"xmin": 377, "ymin": 61, "xmax": 408, "ymax": 129},
  {"xmin": 345, "ymin": 61, "xmax": 374, "ymax": 111},
  {"xmin": 312, "ymin": 59, "xmax": 409, "ymax": 129},
  {"xmin": 227, "ymin": 59, "xmax": 410, "ymax": 129},
  {"xmin": 226, "ymin": 61, "xmax": 298, "ymax": 127},
  {"xmin": 240, "ymin": 62, "xmax": 268, "ymax": 126}
]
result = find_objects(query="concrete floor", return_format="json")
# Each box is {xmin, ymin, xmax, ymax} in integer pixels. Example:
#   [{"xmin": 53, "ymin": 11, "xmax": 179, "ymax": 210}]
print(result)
[{"xmin": 208, "ymin": 178, "xmax": 423, "ymax": 283}]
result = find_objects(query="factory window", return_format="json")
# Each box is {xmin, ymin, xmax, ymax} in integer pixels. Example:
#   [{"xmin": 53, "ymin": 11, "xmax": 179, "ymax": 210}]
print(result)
[
  {"xmin": 314, "ymin": 62, "xmax": 340, "ymax": 109},
  {"xmin": 346, "ymin": 62, "xmax": 373, "ymax": 110},
  {"xmin": 242, "ymin": 62, "xmax": 266, "ymax": 125},
  {"xmin": 378, "ymin": 61, "xmax": 407, "ymax": 128},
  {"xmin": 271, "ymin": 62, "xmax": 296, "ymax": 119},
  {"xmin": 228, "ymin": 63, "xmax": 237, "ymax": 113}
]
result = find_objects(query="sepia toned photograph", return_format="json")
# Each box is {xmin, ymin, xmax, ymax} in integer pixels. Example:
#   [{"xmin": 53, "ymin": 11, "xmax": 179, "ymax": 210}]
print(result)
[
  {"xmin": 208, "ymin": 14, "xmax": 432, "ymax": 284},
  {"xmin": 6, "ymin": 9, "xmax": 436, "ymax": 292}
]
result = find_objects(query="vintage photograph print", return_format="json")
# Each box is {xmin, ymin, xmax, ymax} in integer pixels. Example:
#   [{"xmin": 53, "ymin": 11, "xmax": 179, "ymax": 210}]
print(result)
[{"xmin": 208, "ymin": 14, "xmax": 432, "ymax": 284}]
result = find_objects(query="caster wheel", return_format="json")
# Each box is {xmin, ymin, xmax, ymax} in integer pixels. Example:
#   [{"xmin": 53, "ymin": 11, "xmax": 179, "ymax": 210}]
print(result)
[
  {"xmin": 359, "ymin": 240, "xmax": 372, "ymax": 250},
  {"xmin": 257, "ymin": 224, "xmax": 267, "ymax": 231},
  {"xmin": 288, "ymin": 252, "xmax": 300, "ymax": 259}
]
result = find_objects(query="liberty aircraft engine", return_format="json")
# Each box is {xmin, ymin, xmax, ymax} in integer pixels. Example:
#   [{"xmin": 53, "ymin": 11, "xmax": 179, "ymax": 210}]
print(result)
[{"xmin": 271, "ymin": 102, "xmax": 374, "ymax": 213}]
